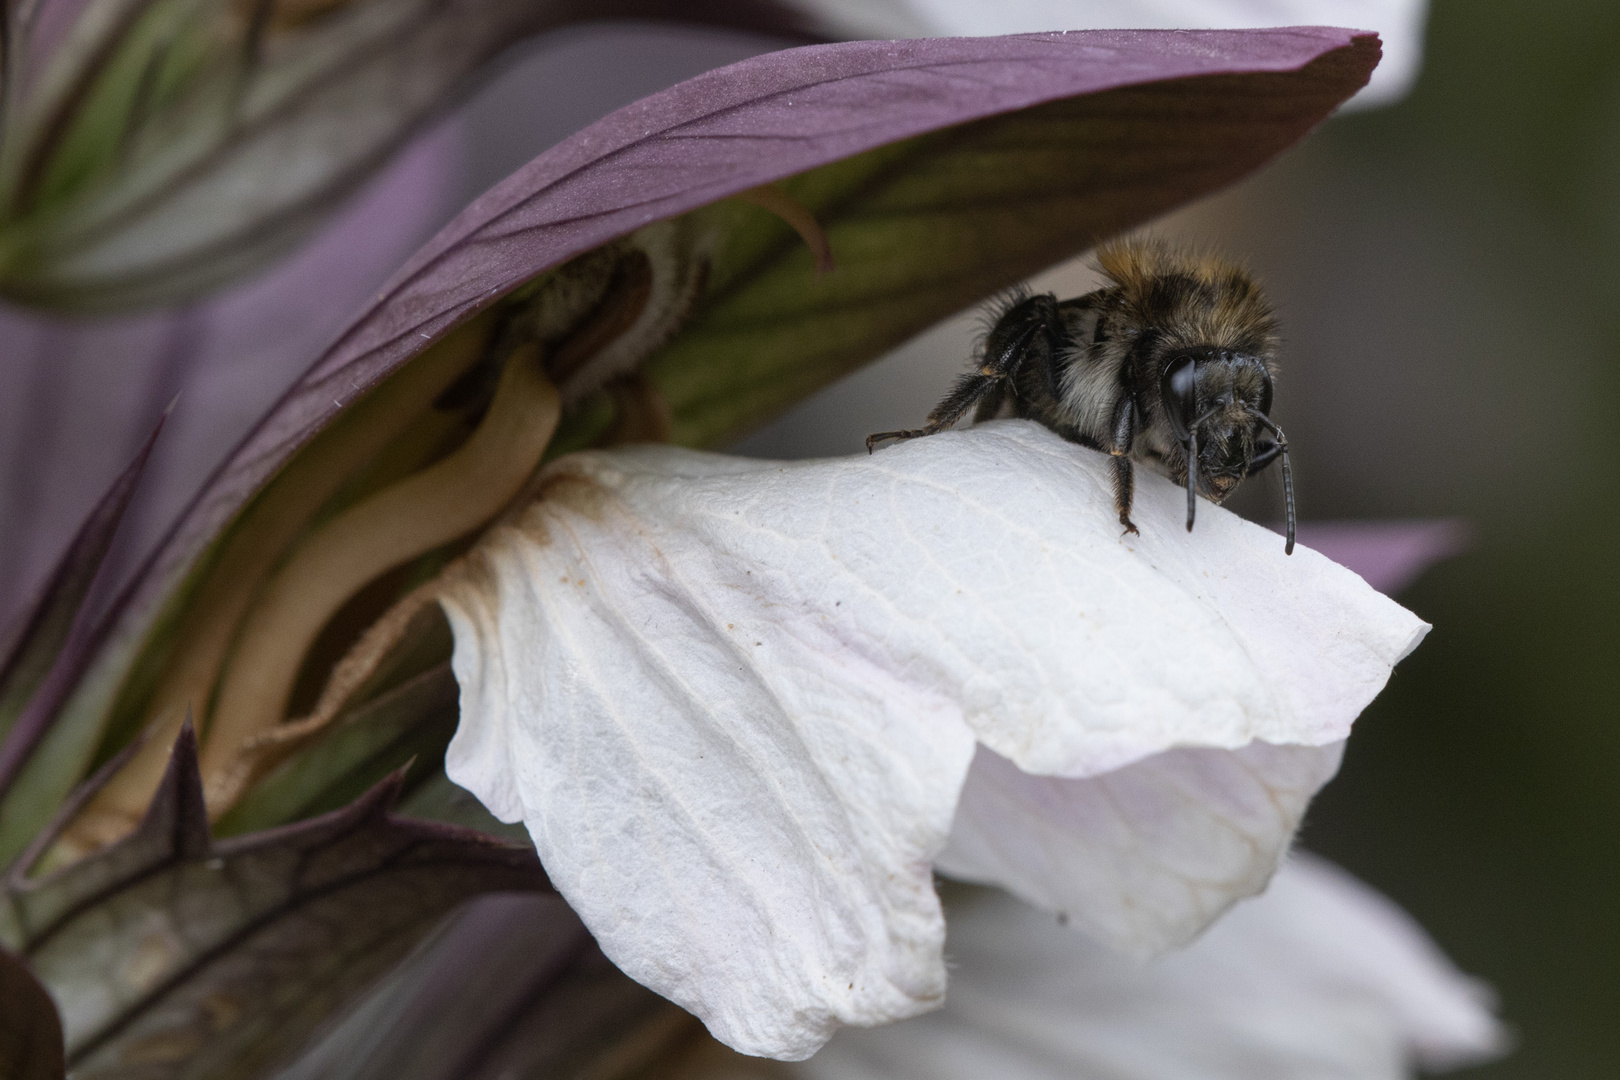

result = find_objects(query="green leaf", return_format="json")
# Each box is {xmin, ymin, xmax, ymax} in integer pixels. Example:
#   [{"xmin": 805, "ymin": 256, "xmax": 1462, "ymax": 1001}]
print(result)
[
  {"xmin": 0, "ymin": 0, "xmax": 816, "ymax": 311},
  {"xmin": 0, "ymin": 948, "xmax": 65, "ymax": 1080},
  {"xmin": 0, "ymin": 727, "xmax": 549, "ymax": 1077}
]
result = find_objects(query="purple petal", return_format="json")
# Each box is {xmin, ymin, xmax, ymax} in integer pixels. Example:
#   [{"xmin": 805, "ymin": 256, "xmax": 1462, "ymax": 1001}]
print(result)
[
  {"xmin": 337, "ymin": 29, "xmax": 1377, "ymax": 386},
  {"xmin": 1293, "ymin": 519, "xmax": 1471, "ymax": 596}
]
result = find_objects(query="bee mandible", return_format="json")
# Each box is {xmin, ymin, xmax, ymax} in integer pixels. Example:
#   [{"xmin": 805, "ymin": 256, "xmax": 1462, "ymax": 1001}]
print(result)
[{"xmin": 867, "ymin": 240, "xmax": 1296, "ymax": 554}]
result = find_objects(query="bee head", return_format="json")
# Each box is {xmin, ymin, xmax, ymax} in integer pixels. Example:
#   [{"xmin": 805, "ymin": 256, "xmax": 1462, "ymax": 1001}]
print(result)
[
  {"xmin": 1092, "ymin": 239, "xmax": 1294, "ymax": 552},
  {"xmin": 1158, "ymin": 347, "xmax": 1275, "ymax": 498}
]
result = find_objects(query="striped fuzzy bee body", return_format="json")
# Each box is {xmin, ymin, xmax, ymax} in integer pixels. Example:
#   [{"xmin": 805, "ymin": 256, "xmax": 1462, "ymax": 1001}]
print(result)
[{"xmin": 870, "ymin": 240, "xmax": 1296, "ymax": 553}]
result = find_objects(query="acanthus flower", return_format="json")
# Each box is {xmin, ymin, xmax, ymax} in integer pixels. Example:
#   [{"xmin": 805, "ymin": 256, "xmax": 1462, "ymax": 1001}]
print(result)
[
  {"xmin": 0, "ymin": 25, "xmax": 1486, "ymax": 1077},
  {"xmin": 413, "ymin": 416, "xmax": 1425, "ymax": 1058}
]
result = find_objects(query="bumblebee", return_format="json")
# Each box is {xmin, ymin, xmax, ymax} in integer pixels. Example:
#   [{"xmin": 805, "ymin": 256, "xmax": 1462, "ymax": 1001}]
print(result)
[{"xmin": 868, "ymin": 240, "xmax": 1296, "ymax": 554}]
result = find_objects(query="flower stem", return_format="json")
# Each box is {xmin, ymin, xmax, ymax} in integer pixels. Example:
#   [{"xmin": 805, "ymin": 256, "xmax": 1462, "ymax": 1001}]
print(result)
[{"xmin": 198, "ymin": 345, "xmax": 558, "ymax": 812}]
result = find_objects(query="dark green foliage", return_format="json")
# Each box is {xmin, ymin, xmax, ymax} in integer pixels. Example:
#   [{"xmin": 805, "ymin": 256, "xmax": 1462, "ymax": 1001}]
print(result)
[{"xmin": 0, "ymin": 728, "xmax": 550, "ymax": 1078}]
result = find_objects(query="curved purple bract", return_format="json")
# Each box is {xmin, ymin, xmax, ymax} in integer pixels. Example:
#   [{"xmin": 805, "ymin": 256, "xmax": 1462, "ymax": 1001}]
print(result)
[{"xmin": 94, "ymin": 27, "xmax": 1380, "ymax": 706}]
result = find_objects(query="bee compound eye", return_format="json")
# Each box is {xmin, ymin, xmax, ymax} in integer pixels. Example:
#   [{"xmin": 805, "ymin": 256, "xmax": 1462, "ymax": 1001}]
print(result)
[
  {"xmin": 1160, "ymin": 354, "xmax": 1199, "ymax": 441},
  {"xmin": 1256, "ymin": 363, "xmax": 1275, "ymax": 417}
]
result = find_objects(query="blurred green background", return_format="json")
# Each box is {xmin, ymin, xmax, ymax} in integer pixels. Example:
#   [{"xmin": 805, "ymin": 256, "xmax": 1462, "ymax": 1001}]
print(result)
[{"xmin": 1257, "ymin": 4, "xmax": 1620, "ymax": 1076}]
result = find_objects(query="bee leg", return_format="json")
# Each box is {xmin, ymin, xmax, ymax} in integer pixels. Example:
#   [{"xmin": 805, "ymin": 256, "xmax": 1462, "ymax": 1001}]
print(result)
[
  {"xmin": 1111, "ymin": 456, "xmax": 1138, "ymax": 535},
  {"xmin": 972, "ymin": 381, "xmax": 1008, "ymax": 423},
  {"xmin": 869, "ymin": 305, "xmax": 1052, "ymax": 452},
  {"xmin": 997, "ymin": 293, "xmax": 1068, "ymax": 398},
  {"xmin": 1107, "ymin": 396, "xmax": 1139, "ymax": 536},
  {"xmin": 866, "ymin": 427, "xmax": 931, "ymax": 451},
  {"xmin": 1019, "ymin": 294, "xmax": 1067, "ymax": 400},
  {"xmin": 867, "ymin": 362, "xmax": 1011, "ymax": 451}
]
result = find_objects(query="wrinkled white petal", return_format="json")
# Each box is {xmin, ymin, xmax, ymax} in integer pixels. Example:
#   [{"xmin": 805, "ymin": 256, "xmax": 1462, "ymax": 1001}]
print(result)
[
  {"xmin": 440, "ymin": 465, "xmax": 979, "ymax": 1061},
  {"xmin": 802, "ymin": 0, "xmax": 1427, "ymax": 109},
  {"xmin": 442, "ymin": 421, "xmax": 1425, "ymax": 1059},
  {"xmin": 936, "ymin": 740, "xmax": 1344, "ymax": 954},
  {"xmin": 801, "ymin": 856, "xmax": 1505, "ymax": 1080}
]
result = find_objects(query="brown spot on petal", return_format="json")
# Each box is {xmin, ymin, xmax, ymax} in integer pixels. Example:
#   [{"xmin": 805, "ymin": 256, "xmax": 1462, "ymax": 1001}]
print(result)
[{"xmin": 533, "ymin": 471, "xmax": 613, "ymax": 524}]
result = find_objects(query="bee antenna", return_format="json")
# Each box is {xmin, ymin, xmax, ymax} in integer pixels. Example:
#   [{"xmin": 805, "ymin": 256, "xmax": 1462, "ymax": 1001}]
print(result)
[
  {"xmin": 1247, "ymin": 407, "xmax": 1295, "ymax": 555},
  {"xmin": 1184, "ymin": 407, "xmax": 1220, "ymax": 535},
  {"xmin": 1185, "ymin": 427, "xmax": 1198, "ymax": 533}
]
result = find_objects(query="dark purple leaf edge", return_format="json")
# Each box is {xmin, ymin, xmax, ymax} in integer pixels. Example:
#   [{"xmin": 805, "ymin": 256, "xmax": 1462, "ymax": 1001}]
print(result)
[
  {"xmin": 0, "ymin": 409, "xmax": 165, "ymax": 800},
  {"xmin": 87, "ymin": 28, "xmax": 1379, "ymax": 724}
]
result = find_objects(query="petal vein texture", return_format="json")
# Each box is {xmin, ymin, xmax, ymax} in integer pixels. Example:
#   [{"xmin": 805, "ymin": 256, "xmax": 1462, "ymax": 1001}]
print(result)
[{"xmin": 440, "ymin": 420, "xmax": 1427, "ymax": 1058}]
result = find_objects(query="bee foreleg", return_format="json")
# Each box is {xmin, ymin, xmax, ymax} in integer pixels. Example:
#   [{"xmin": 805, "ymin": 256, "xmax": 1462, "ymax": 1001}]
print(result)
[
  {"xmin": 1107, "ymin": 396, "xmax": 1139, "ymax": 536},
  {"xmin": 1111, "ymin": 457, "xmax": 1138, "ymax": 536},
  {"xmin": 868, "ymin": 296, "xmax": 1066, "ymax": 452},
  {"xmin": 867, "ymin": 364, "xmax": 1008, "ymax": 452}
]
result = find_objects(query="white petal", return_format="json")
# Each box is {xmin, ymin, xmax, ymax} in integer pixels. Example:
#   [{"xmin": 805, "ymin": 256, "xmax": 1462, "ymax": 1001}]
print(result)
[
  {"xmin": 803, "ymin": 1, "xmax": 1428, "ymax": 109},
  {"xmin": 439, "ymin": 466, "xmax": 979, "ymax": 1060},
  {"xmin": 852, "ymin": 422, "xmax": 1421, "ymax": 778},
  {"xmin": 800, "ymin": 857, "xmax": 1505, "ymax": 1080},
  {"xmin": 442, "ymin": 421, "xmax": 1424, "ymax": 1058},
  {"xmin": 936, "ymin": 740, "xmax": 1344, "ymax": 954}
]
